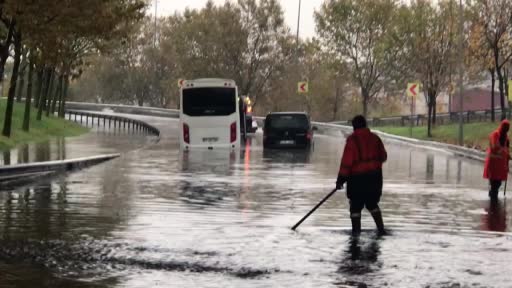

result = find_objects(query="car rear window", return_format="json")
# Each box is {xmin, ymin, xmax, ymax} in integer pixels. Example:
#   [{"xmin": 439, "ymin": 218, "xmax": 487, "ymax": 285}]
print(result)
[{"xmin": 266, "ymin": 114, "xmax": 309, "ymax": 129}]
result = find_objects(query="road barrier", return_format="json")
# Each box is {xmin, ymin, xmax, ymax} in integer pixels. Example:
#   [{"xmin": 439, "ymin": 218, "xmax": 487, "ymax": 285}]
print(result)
[
  {"xmin": 66, "ymin": 110, "xmax": 160, "ymax": 137},
  {"xmin": 0, "ymin": 154, "xmax": 120, "ymax": 188},
  {"xmin": 65, "ymin": 102, "xmax": 179, "ymax": 118}
]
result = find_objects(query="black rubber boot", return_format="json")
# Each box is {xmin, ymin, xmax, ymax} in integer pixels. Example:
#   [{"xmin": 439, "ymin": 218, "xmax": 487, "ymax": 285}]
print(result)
[
  {"xmin": 489, "ymin": 189, "xmax": 499, "ymax": 200},
  {"xmin": 351, "ymin": 216, "xmax": 361, "ymax": 236},
  {"xmin": 371, "ymin": 210, "xmax": 386, "ymax": 235}
]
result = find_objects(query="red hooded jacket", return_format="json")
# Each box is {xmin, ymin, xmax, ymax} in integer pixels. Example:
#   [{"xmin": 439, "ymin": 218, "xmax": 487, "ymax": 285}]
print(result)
[
  {"xmin": 483, "ymin": 119, "xmax": 510, "ymax": 181},
  {"xmin": 339, "ymin": 128, "xmax": 387, "ymax": 177}
]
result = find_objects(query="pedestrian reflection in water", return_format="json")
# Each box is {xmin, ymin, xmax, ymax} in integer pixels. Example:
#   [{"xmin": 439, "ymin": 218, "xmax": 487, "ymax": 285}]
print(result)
[
  {"xmin": 481, "ymin": 199, "xmax": 507, "ymax": 232},
  {"xmin": 337, "ymin": 236, "xmax": 382, "ymax": 276}
]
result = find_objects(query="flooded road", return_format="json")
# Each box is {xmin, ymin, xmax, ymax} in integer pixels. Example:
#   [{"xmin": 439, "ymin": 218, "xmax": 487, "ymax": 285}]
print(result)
[{"xmin": 0, "ymin": 116, "xmax": 511, "ymax": 287}]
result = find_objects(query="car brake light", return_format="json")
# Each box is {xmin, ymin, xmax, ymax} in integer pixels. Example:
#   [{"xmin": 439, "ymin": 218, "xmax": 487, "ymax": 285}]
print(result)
[
  {"xmin": 183, "ymin": 123, "xmax": 190, "ymax": 143},
  {"xmin": 307, "ymin": 131, "xmax": 313, "ymax": 140},
  {"xmin": 230, "ymin": 122, "xmax": 237, "ymax": 143}
]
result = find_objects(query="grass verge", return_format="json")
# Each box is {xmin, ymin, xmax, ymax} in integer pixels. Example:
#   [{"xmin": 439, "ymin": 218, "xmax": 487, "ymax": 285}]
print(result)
[
  {"xmin": 374, "ymin": 122, "xmax": 504, "ymax": 152},
  {"xmin": 0, "ymin": 99, "xmax": 89, "ymax": 151}
]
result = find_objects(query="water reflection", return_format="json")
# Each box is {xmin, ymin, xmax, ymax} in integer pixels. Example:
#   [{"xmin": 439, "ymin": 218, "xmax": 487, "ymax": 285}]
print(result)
[
  {"xmin": 262, "ymin": 149, "xmax": 311, "ymax": 164},
  {"xmin": 337, "ymin": 236, "xmax": 382, "ymax": 276},
  {"xmin": 457, "ymin": 160, "xmax": 462, "ymax": 184},
  {"xmin": 426, "ymin": 154, "xmax": 434, "ymax": 183},
  {"xmin": 1, "ymin": 117, "xmax": 512, "ymax": 287},
  {"xmin": 2, "ymin": 150, "xmax": 10, "ymax": 165},
  {"xmin": 481, "ymin": 199, "xmax": 507, "ymax": 232},
  {"xmin": 180, "ymin": 149, "xmax": 238, "ymax": 174}
]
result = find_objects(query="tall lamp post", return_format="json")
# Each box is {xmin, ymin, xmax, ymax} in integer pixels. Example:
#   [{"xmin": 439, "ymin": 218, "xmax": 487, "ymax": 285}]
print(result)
[{"xmin": 457, "ymin": 0, "xmax": 464, "ymax": 146}]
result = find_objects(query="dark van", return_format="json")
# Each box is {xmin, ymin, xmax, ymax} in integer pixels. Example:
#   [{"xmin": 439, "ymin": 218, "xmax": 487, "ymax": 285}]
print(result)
[{"xmin": 263, "ymin": 112, "xmax": 314, "ymax": 149}]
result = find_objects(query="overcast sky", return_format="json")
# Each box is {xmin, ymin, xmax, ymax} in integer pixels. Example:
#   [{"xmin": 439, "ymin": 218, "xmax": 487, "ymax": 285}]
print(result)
[{"xmin": 148, "ymin": 0, "xmax": 322, "ymax": 39}]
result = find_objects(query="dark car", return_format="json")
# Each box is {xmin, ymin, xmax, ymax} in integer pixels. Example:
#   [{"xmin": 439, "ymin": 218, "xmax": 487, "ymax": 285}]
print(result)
[{"xmin": 263, "ymin": 112, "xmax": 314, "ymax": 149}]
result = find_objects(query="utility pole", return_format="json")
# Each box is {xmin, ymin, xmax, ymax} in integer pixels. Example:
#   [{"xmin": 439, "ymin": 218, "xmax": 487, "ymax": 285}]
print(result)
[
  {"xmin": 296, "ymin": 0, "xmax": 301, "ymax": 48},
  {"xmin": 457, "ymin": 0, "xmax": 464, "ymax": 145},
  {"xmin": 153, "ymin": 0, "xmax": 158, "ymax": 106}
]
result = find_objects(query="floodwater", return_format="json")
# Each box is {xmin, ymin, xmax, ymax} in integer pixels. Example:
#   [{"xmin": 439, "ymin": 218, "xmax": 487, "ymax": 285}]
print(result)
[
  {"xmin": 0, "ymin": 116, "xmax": 154, "ymax": 166},
  {"xmin": 0, "ymin": 116, "xmax": 511, "ymax": 288}
]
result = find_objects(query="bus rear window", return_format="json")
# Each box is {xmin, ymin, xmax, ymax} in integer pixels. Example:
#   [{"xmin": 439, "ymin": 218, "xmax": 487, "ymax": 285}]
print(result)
[
  {"xmin": 266, "ymin": 114, "xmax": 309, "ymax": 129},
  {"xmin": 182, "ymin": 87, "xmax": 236, "ymax": 116}
]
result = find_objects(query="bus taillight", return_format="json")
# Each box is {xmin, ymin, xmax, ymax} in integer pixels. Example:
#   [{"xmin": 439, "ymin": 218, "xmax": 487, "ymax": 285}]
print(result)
[
  {"xmin": 230, "ymin": 122, "xmax": 237, "ymax": 143},
  {"xmin": 183, "ymin": 123, "xmax": 190, "ymax": 143}
]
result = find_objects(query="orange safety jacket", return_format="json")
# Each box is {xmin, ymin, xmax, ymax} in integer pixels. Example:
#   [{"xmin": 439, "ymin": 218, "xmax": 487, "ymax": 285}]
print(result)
[
  {"xmin": 484, "ymin": 119, "xmax": 510, "ymax": 181},
  {"xmin": 339, "ymin": 128, "xmax": 387, "ymax": 177}
]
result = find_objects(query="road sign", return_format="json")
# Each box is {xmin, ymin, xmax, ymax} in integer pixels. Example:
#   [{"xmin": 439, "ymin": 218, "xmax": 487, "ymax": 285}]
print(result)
[
  {"xmin": 178, "ymin": 79, "xmax": 185, "ymax": 88},
  {"xmin": 508, "ymin": 80, "xmax": 512, "ymax": 101},
  {"xmin": 298, "ymin": 82, "xmax": 308, "ymax": 94},
  {"xmin": 407, "ymin": 83, "xmax": 419, "ymax": 97}
]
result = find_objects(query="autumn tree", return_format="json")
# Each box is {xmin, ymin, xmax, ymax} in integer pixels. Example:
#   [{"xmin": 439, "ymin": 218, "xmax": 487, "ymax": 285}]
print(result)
[
  {"xmin": 0, "ymin": 0, "xmax": 145, "ymax": 135},
  {"xmin": 397, "ymin": 0, "xmax": 457, "ymax": 137},
  {"xmin": 315, "ymin": 0, "xmax": 402, "ymax": 117},
  {"xmin": 472, "ymin": 0, "xmax": 512, "ymax": 119}
]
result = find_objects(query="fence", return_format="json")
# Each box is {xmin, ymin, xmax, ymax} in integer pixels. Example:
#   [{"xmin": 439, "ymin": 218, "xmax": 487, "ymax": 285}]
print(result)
[
  {"xmin": 332, "ymin": 109, "xmax": 504, "ymax": 127},
  {"xmin": 66, "ymin": 110, "xmax": 160, "ymax": 136}
]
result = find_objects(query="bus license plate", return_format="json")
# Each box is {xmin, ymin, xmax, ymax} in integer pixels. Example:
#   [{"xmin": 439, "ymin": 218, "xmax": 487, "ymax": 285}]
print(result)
[
  {"xmin": 202, "ymin": 137, "xmax": 219, "ymax": 142},
  {"xmin": 280, "ymin": 140, "xmax": 295, "ymax": 145}
]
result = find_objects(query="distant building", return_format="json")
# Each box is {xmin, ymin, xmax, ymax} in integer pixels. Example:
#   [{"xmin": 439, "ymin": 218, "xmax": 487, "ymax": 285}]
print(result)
[
  {"xmin": 451, "ymin": 87, "xmax": 507, "ymax": 112},
  {"xmin": 398, "ymin": 84, "xmax": 506, "ymax": 116}
]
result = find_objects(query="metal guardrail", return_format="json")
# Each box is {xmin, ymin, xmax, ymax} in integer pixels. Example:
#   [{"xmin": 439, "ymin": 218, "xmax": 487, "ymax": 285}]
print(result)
[
  {"xmin": 66, "ymin": 110, "xmax": 160, "ymax": 137},
  {"xmin": 331, "ymin": 109, "xmax": 502, "ymax": 127},
  {"xmin": 0, "ymin": 154, "xmax": 120, "ymax": 188},
  {"xmin": 65, "ymin": 102, "xmax": 179, "ymax": 118}
]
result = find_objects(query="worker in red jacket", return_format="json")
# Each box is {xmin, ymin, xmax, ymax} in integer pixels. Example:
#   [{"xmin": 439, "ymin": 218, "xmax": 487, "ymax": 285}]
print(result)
[
  {"xmin": 336, "ymin": 115, "xmax": 387, "ymax": 235},
  {"xmin": 483, "ymin": 119, "xmax": 510, "ymax": 199}
]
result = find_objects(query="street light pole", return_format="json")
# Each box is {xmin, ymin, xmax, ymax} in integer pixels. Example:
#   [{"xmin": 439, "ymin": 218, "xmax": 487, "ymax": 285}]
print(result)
[
  {"xmin": 296, "ymin": 0, "xmax": 301, "ymax": 47},
  {"xmin": 154, "ymin": 0, "xmax": 158, "ymax": 105},
  {"xmin": 458, "ymin": 0, "xmax": 464, "ymax": 145}
]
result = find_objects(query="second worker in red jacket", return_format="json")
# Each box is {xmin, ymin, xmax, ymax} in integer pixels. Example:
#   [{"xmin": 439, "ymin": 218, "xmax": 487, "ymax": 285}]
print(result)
[{"xmin": 336, "ymin": 115, "xmax": 387, "ymax": 236}]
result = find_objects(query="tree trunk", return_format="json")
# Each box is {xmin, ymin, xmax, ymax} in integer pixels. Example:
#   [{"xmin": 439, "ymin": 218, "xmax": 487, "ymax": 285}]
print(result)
[
  {"xmin": 427, "ymin": 98, "xmax": 433, "ymax": 138},
  {"xmin": 333, "ymin": 79, "xmax": 340, "ymax": 121},
  {"xmin": 498, "ymin": 71, "xmax": 506, "ymax": 120},
  {"xmin": 505, "ymin": 68, "xmax": 510, "ymax": 119},
  {"xmin": 45, "ymin": 71, "xmax": 56, "ymax": 117},
  {"xmin": 494, "ymin": 48, "xmax": 506, "ymax": 120},
  {"xmin": 2, "ymin": 31, "xmax": 22, "ymax": 138},
  {"xmin": 432, "ymin": 100, "xmax": 437, "ymax": 126},
  {"xmin": 34, "ymin": 68, "xmax": 44, "ymax": 108},
  {"xmin": 15, "ymin": 56, "xmax": 26, "ymax": 102},
  {"xmin": 59, "ymin": 75, "xmax": 69, "ymax": 118},
  {"xmin": 0, "ymin": 18, "xmax": 15, "ymax": 92},
  {"xmin": 50, "ymin": 74, "xmax": 63, "ymax": 115},
  {"xmin": 491, "ymin": 69, "xmax": 496, "ymax": 122},
  {"xmin": 361, "ymin": 88, "xmax": 369, "ymax": 117},
  {"xmin": 37, "ymin": 68, "xmax": 53, "ymax": 121},
  {"xmin": 23, "ymin": 61, "xmax": 34, "ymax": 132}
]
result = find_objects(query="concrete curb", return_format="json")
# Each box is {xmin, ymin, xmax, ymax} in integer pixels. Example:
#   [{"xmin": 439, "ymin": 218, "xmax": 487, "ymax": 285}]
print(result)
[{"xmin": 0, "ymin": 154, "xmax": 120, "ymax": 188}]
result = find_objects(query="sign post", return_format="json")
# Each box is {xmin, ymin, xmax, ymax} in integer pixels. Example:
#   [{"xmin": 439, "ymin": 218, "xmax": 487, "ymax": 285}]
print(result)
[
  {"xmin": 407, "ymin": 83, "xmax": 419, "ymax": 138},
  {"xmin": 508, "ymin": 80, "xmax": 512, "ymax": 119}
]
